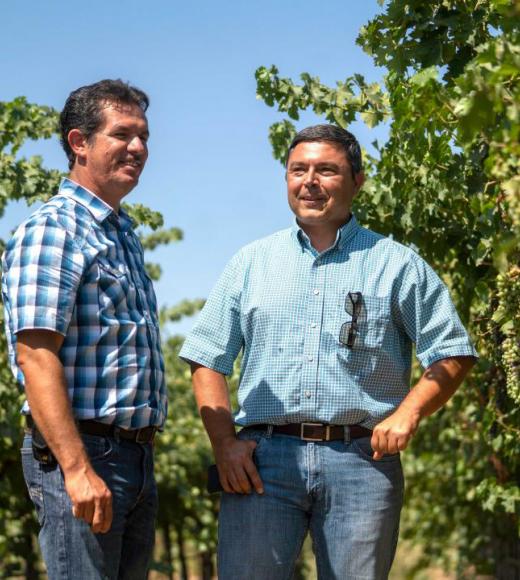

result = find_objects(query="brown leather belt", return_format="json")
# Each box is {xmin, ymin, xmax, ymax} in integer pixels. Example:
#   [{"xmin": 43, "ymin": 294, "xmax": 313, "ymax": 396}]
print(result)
[
  {"xmin": 246, "ymin": 422, "xmax": 372, "ymax": 442},
  {"xmin": 26, "ymin": 415, "xmax": 157, "ymax": 444}
]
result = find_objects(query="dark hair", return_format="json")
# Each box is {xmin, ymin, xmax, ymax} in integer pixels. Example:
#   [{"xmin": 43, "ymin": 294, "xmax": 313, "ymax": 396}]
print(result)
[
  {"xmin": 287, "ymin": 124, "xmax": 363, "ymax": 176},
  {"xmin": 60, "ymin": 79, "xmax": 149, "ymax": 169}
]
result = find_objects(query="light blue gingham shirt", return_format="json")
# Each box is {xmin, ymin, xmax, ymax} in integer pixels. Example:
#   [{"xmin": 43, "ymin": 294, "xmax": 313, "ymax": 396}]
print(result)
[
  {"xmin": 2, "ymin": 178, "xmax": 167, "ymax": 429},
  {"xmin": 180, "ymin": 216, "xmax": 477, "ymax": 429}
]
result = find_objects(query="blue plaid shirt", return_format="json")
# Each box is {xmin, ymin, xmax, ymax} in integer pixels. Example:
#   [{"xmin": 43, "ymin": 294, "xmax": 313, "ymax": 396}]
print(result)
[
  {"xmin": 180, "ymin": 216, "xmax": 477, "ymax": 429},
  {"xmin": 2, "ymin": 178, "xmax": 166, "ymax": 429}
]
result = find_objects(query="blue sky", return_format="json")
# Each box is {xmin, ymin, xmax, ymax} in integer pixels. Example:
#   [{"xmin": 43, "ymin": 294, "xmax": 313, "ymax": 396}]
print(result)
[{"xmin": 2, "ymin": 0, "xmax": 387, "ymax": 333}]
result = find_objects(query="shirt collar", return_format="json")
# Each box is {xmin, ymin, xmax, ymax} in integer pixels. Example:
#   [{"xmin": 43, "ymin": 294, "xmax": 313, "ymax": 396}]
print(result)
[
  {"xmin": 291, "ymin": 214, "xmax": 360, "ymax": 253},
  {"xmin": 59, "ymin": 178, "xmax": 134, "ymax": 231}
]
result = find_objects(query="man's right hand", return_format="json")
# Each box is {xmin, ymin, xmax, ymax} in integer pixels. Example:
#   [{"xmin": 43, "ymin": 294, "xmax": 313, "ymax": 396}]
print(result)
[
  {"xmin": 213, "ymin": 436, "xmax": 264, "ymax": 495},
  {"xmin": 64, "ymin": 466, "xmax": 113, "ymax": 534}
]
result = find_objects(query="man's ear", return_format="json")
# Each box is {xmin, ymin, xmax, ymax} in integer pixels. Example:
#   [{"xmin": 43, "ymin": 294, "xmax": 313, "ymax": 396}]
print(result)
[
  {"xmin": 67, "ymin": 129, "xmax": 88, "ymax": 162},
  {"xmin": 353, "ymin": 171, "xmax": 365, "ymax": 195}
]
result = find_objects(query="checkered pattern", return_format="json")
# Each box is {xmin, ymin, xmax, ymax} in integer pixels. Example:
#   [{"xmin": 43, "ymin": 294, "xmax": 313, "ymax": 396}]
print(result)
[
  {"xmin": 2, "ymin": 178, "xmax": 166, "ymax": 429},
  {"xmin": 180, "ymin": 216, "xmax": 477, "ymax": 429}
]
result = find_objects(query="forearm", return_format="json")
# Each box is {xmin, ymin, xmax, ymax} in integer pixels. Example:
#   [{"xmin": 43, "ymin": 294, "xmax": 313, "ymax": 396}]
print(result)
[
  {"xmin": 191, "ymin": 363, "xmax": 236, "ymax": 448},
  {"xmin": 191, "ymin": 363, "xmax": 263, "ymax": 493},
  {"xmin": 399, "ymin": 355, "xmax": 476, "ymax": 419},
  {"xmin": 371, "ymin": 355, "xmax": 475, "ymax": 459}
]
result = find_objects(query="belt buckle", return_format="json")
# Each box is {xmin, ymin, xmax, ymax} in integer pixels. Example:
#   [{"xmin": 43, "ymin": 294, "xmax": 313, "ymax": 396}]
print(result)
[
  {"xmin": 300, "ymin": 422, "xmax": 330, "ymax": 442},
  {"xmin": 135, "ymin": 427, "xmax": 154, "ymax": 444}
]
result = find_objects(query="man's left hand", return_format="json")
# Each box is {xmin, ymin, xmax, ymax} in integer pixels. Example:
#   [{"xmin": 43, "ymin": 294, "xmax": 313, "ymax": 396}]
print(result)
[{"xmin": 370, "ymin": 404, "xmax": 421, "ymax": 460}]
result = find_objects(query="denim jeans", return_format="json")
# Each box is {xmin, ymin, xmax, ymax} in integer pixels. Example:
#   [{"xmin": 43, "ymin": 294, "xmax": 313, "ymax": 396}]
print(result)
[
  {"xmin": 21, "ymin": 431, "xmax": 157, "ymax": 579},
  {"xmin": 218, "ymin": 430, "xmax": 404, "ymax": 580}
]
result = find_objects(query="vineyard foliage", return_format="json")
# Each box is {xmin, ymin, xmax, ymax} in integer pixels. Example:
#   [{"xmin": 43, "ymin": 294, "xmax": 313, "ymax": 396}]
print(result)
[{"xmin": 255, "ymin": 0, "xmax": 519, "ymax": 575}]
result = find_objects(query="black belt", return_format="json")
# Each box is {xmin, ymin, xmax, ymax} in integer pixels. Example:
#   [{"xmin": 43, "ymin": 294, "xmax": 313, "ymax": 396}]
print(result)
[
  {"xmin": 245, "ymin": 422, "xmax": 372, "ymax": 442},
  {"xmin": 26, "ymin": 415, "xmax": 157, "ymax": 444}
]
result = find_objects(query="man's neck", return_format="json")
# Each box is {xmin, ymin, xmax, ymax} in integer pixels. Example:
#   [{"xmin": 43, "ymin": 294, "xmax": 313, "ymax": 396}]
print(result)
[
  {"xmin": 68, "ymin": 170, "xmax": 121, "ymax": 211},
  {"xmin": 298, "ymin": 215, "xmax": 351, "ymax": 253}
]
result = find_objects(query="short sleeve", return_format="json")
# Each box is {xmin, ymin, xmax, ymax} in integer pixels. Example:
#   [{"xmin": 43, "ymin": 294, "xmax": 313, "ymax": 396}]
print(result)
[
  {"xmin": 2, "ymin": 216, "xmax": 86, "ymax": 336},
  {"xmin": 179, "ymin": 251, "xmax": 245, "ymax": 375},
  {"xmin": 395, "ymin": 254, "xmax": 478, "ymax": 369}
]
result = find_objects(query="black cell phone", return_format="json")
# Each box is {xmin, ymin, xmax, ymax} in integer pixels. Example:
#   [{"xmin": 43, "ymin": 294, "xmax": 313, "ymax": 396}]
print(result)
[
  {"xmin": 207, "ymin": 454, "xmax": 258, "ymax": 494},
  {"xmin": 207, "ymin": 463, "xmax": 223, "ymax": 493},
  {"xmin": 31, "ymin": 426, "xmax": 57, "ymax": 467}
]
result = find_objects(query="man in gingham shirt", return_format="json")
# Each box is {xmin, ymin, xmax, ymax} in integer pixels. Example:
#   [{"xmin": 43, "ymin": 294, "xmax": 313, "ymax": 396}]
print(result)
[
  {"xmin": 2, "ymin": 80, "xmax": 166, "ymax": 579},
  {"xmin": 180, "ymin": 125, "xmax": 477, "ymax": 579}
]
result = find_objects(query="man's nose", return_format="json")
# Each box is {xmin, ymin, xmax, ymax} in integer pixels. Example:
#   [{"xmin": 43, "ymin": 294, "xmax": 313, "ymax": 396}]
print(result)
[
  {"xmin": 304, "ymin": 168, "xmax": 318, "ymax": 187},
  {"xmin": 127, "ymin": 136, "xmax": 147, "ymax": 155}
]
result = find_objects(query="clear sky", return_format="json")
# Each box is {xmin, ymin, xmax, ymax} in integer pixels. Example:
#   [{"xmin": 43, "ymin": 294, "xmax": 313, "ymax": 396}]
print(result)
[{"xmin": 2, "ymin": 0, "xmax": 387, "ymax": 334}]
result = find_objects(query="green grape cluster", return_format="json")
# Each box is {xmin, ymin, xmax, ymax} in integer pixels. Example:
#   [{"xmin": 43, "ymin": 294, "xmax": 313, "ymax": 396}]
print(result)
[{"xmin": 496, "ymin": 267, "xmax": 520, "ymax": 403}]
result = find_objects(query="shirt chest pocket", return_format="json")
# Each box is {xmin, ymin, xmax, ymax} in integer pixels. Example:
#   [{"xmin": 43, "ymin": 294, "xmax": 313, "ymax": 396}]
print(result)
[
  {"xmin": 335, "ymin": 293, "xmax": 391, "ymax": 353},
  {"xmin": 96, "ymin": 258, "xmax": 134, "ymax": 312}
]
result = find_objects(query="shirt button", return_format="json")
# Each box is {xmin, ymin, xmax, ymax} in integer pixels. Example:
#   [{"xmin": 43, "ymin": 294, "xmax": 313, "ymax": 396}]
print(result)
[
  {"xmin": 310, "ymin": 322, "xmax": 317, "ymax": 328},
  {"xmin": 313, "ymin": 289, "xmax": 320, "ymax": 295},
  {"xmin": 307, "ymin": 355, "xmax": 314, "ymax": 362},
  {"xmin": 305, "ymin": 391, "xmax": 312, "ymax": 398}
]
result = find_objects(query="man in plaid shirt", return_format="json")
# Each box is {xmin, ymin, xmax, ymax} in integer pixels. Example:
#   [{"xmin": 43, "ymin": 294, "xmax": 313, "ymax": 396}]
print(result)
[
  {"xmin": 2, "ymin": 80, "xmax": 166, "ymax": 579},
  {"xmin": 180, "ymin": 124, "xmax": 477, "ymax": 579}
]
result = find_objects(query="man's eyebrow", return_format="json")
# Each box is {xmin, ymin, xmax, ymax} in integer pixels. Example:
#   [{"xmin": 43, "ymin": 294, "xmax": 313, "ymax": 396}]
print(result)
[
  {"xmin": 288, "ymin": 161, "xmax": 341, "ymax": 169},
  {"xmin": 110, "ymin": 123, "xmax": 150, "ymax": 135},
  {"xmin": 315, "ymin": 162, "xmax": 340, "ymax": 168}
]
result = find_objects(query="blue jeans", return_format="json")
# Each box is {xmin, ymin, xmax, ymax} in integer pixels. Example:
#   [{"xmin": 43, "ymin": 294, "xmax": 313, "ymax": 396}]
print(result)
[
  {"xmin": 218, "ymin": 430, "xmax": 404, "ymax": 580},
  {"xmin": 21, "ymin": 432, "xmax": 157, "ymax": 579}
]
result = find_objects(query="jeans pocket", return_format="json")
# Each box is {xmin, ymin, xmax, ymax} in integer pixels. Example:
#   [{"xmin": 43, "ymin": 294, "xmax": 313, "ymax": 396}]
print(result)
[
  {"xmin": 81, "ymin": 434, "xmax": 114, "ymax": 462},
  {"xmin": 237, "ymin": 428, "xmax": 267, "ymax": 456},
  {"xmin": 352, "ymin": 436, "xmax": 400, "ymax": 463}
]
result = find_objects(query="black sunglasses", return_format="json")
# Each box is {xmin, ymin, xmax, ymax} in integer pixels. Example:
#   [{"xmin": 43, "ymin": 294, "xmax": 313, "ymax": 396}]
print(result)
[{"xmin": 339, "ymin": 291, "xmax": 362, "ymax": 348}]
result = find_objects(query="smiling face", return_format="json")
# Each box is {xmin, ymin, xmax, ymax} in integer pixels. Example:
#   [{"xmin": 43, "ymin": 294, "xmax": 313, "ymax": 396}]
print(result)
[
  {"xmin": 286, "ymin": 140, "xmax": 364, "ymax": 236},
  {"xmin": 68, "ymin": 101, "xmax": 149, "ymax": 207}
]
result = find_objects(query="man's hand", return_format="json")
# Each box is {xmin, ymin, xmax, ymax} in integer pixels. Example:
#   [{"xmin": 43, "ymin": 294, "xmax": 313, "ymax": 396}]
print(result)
[
  {"xmin": 371, "ymin": 404, "xmax": 421, "ymax": 460},
  {"xmin": 213, "ymin": 435, "xmax": 264, "ymax": 495},
  {"xmin": 64, "ymin": 466, "xmax": 113, "ymax": 533}
]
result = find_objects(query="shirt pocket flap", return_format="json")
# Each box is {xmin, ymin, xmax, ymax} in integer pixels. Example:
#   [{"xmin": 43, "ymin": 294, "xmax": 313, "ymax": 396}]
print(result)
[{"xmin": 97, "ymin": 258, "xmax": 128, "ymax": 279}]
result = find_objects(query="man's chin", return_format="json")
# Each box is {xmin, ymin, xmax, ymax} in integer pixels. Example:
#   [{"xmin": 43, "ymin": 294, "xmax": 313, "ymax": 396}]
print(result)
[
  {"xmin": 118, "ymin": 171, "xmax": 141, "ymax": 188},
  {"xmin": 105, "ymin": 176, "xmax": 140, "ymax": 201},
  {"xmin": 294, "ymin": 212, "xmax": 327, "ymax": 225}
]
